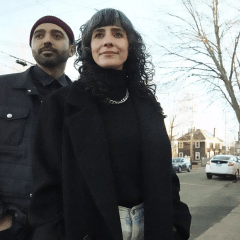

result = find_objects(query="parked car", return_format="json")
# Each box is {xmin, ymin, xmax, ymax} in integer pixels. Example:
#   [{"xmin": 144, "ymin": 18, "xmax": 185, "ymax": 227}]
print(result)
[
  {"xmin": 205, "ymin": 155, "xmax": 239, "ymax": 180},
  {"xmin": 172, "ymin": 157, "xmax": 191, "ymax": 173}
]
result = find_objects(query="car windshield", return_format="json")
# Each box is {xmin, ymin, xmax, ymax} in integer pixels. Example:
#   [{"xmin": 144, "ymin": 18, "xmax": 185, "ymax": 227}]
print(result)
[{"xmin": 212, "ymin": 156, "xmax": 231, "ymax": 160}]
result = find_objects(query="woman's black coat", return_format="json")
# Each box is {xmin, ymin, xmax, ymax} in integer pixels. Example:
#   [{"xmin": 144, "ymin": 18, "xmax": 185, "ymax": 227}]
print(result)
[{"xmin": 29, "ymin": 81, "xmax": 191, "ymax": 240}]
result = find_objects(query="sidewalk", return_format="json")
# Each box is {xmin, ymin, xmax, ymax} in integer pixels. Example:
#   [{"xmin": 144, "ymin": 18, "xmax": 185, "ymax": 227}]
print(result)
[{"xmin": 195, "ymin": 205, "xmax": 240, "ymax": 240}]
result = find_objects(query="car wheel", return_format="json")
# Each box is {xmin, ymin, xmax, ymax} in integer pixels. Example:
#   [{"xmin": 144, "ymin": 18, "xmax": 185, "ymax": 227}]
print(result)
[
  {"xmin": 178, "ymin": 167, "xmax": 182, "ymax": 173},
  {"xmin": 232, "ymin": 172, "xmax": 238, "ymax": 181},
  {"xmin": 207, "ymin": 173, "xmax": 212, "ymax": 179},
  {"xmin": 187, "ymin": 166, "xmax": 191, "ymax": 172}
]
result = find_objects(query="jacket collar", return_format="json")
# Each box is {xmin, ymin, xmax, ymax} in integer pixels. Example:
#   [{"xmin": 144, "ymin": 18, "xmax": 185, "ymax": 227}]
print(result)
[
  {"xmin": 13, "ymin": 66, "xmax": 72, "ymax": 96},
  {"xmin": 13, "ymin": 66, "xmax": 39, "ymax": 95},
  {"xmin": 32, "ymin": 64, "xmax": 70, "ymax": 87}
]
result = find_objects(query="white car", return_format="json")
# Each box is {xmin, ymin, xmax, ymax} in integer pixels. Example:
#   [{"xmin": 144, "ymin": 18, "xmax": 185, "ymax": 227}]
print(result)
[{"xmin": 205, "ymin": 155, "xmax": 239, "ymax": 180}]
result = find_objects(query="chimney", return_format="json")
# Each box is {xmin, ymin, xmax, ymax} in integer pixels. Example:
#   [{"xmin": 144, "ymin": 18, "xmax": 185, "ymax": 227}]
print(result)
[{"xmin": 214, "ymin": 128, "xmax": 216, "ymax": 137}]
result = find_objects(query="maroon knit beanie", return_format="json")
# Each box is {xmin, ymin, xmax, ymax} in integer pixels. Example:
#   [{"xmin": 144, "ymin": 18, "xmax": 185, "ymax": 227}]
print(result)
[{"xmin": 29, "ymin": 16, "xmax": 74, "ymax": 46}]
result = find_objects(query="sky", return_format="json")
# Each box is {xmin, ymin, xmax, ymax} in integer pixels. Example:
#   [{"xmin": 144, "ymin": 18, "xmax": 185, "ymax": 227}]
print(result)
[{"xmin": 0, "ymin": 0, "xmax": 239, "ymax": 144}]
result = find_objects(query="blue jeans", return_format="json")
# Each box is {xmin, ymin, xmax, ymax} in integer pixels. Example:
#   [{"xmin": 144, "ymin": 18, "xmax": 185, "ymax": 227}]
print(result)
[{"xmin": 118, "ymin": 203, "xmax": 144, "ymax": 240}]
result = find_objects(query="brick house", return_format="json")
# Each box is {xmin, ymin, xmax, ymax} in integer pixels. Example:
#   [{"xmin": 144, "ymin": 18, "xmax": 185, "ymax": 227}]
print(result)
[{"xmin": 177, "ymin": 129, "xmax": 223, "ymax": 161}]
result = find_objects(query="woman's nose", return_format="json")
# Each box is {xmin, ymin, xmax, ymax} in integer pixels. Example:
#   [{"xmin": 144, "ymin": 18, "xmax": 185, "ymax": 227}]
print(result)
[
  {"xmin": 103, "ymin": 34, "xmax": 114, "ymax": 47},
  {"xmin": 104, "ymin": 42, "xmax": 113, "ymax": 47}
]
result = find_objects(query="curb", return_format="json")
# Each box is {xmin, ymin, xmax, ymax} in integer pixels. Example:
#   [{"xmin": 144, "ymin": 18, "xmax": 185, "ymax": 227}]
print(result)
[{"xmin": 194, "ymin": 205, "xmax": 240, "ymax": 239}]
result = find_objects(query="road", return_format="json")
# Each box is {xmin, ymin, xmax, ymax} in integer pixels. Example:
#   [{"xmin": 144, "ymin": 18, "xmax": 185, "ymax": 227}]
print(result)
[{"xmin": 177, "ymin": 166, "xmax": 240, "ymax": 239}]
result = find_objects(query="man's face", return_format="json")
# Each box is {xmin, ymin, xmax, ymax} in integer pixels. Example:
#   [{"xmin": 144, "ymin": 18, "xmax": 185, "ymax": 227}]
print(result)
[{"xmin": 31, "ymin": 23, "xmax": 74, "ymax": 68}]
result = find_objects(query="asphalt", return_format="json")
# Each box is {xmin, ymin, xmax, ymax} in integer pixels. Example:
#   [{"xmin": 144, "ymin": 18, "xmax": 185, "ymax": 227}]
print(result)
[
  {"xmin": 194, "ymin": 204, "xmax": 240, "ymax": 240},
  {"xmin": 190, "ymin": 165, "xmax": 240, "ymax": 240}
]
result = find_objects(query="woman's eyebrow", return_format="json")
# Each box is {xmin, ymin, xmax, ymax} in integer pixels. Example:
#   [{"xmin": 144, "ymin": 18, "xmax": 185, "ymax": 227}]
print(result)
[
  {"xmin": 93, "ymin": 28, "xmax": 105, "ymax": 34},
  {"xmin": 111, "ymin": 27, "xmax": 125, "ymax": 32}
]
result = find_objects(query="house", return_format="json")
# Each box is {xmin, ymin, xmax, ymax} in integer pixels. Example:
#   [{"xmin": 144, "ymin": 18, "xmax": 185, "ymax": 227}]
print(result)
[
  {"xmin": 235, "ymin": 142, "xmax": 240, "ymax": 156},
  {"xmin": 177, "ymin": 128, "xmax": 224, "ymax": 161}
]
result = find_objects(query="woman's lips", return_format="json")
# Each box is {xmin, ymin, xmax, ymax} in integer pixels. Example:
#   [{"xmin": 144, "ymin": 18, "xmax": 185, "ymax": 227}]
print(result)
[{"xmin": 100, "ymin": 51, "xmax": 118, "ymax": 55}]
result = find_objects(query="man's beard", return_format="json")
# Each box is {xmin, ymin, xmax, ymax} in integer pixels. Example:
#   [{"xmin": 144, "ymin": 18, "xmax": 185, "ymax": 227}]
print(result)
[{"xmin": 32, "ymin": 46, "xmax": 69, "ymax": 68}]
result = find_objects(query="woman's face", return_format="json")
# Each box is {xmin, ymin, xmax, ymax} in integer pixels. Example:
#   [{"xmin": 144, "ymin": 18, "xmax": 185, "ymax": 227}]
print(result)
[{"xmin": 91, "ymin": 25, "xmax": 129, "ymax": 70}]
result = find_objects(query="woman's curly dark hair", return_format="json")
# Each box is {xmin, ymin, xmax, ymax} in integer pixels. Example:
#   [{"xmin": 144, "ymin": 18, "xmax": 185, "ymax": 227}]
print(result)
[{"xmin": 74, "ymin": 8, "xmax": 163, "ymax": 113}]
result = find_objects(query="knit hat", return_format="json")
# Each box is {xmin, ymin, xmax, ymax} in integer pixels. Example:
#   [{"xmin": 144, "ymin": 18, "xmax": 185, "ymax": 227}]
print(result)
[{"xmin": 29, "ymin": 16, "xmax": 74, "ymax": 46}]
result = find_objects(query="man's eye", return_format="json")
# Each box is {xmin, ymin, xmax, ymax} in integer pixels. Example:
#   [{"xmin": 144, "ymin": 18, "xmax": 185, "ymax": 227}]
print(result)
[
  {"xmin": 55, "ymin": 34, "xmax": 61, "ymax": 39},
  {"xmin": 35, "ymin": 34, "xmax": 43, "ymax": 39}
]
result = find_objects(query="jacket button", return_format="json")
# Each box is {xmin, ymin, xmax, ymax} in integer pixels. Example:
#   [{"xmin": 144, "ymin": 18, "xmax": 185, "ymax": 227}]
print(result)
[
  {"xmin": 7, "ymin": 113, "xmax": 12, "ymax": 118},
  {"xmin": 83, "ymin": 235, "xmax": 91, "ymax": 240},
  {"xmin": 28, "ymin": 89, "xmax": 31, "ymax": 92}
]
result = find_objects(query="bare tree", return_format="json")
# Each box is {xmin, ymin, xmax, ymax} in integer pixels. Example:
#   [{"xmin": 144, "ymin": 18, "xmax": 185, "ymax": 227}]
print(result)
[
  {"xmin": 168, "ymin": 114, "xmax": 177, "ymax": 142},
  {"xmin": 157, "ymin": 0, "xmax": 240, "ymax": 124}
]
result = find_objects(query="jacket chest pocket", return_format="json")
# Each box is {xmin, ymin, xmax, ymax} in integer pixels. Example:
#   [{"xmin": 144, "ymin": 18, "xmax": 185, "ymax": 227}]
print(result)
[{"xmin": 0, "ymin": 105, "xmax": 29, "ymax": 146}]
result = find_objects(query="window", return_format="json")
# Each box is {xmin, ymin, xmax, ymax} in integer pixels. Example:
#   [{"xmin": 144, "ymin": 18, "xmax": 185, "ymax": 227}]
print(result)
[
  {"xmin": 179, "ymin": 142, "xmax": 183, "ymax": 148},
  {"xmin": 206, "ymin": 142, "xmax": 210, "ymax": 148},
  {"xmin": 213, "ymin": 142, "xmax": 215, "ymax": 149},
  {"xmin": 195, "ymin": 152, "xmax": 200, "ymax": 160},
  {"xmin": 219, "ymin": 143, "xmax": 222, "ymax": 149},
  {"xmin": 195, "ymin": 142, "xmax": 200, "ymax": 148},
  {"xmin": 179, "ymin": 152, "xmax": 183, "ymax": 157}
]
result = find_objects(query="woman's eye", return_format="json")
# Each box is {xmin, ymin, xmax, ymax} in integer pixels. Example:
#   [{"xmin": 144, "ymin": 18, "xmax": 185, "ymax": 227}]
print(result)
[
  {"xmin": 94, "ymin": 33, "xmax": 103, "ymax": 38},
  {"xmin": 114, "ymin": 32, "xmax": 123, "ymax": 38}
]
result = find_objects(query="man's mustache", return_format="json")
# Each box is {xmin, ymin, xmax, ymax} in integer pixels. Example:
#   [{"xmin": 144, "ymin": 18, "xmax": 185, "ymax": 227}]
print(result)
[{"xmin": 39, "ymin": 47, "xmax": 58, "ymax": 54}]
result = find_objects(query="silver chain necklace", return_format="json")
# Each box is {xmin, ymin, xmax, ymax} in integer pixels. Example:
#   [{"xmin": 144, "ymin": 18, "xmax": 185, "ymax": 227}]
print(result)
[{"xmin": 108, "ymin": 89, "xmax": 129, "ymax": 104}]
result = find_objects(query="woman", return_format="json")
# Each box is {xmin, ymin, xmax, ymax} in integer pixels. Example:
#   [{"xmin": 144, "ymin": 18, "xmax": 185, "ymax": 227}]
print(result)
[{"xmin": 29, "ymin": 8, "xmax": 191, "ymax": 240}]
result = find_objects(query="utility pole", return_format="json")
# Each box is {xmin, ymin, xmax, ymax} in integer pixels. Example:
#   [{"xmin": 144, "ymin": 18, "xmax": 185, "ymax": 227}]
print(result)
[
  {"xmin": 225, "ymin": 110, "xmax": 227, "ymax": 153},
  {"xmin": 190, "ymin": 94, "xmax": 194, "ymax": 163},
  {"xmin": 238, "ymin": 124, "xmax": 240, "ymax": 143}
]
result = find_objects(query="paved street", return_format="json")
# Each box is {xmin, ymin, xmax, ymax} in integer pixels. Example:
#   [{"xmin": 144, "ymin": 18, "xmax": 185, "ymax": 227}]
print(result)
[{"xmin": 177, "ymin": 166, "xmax": 240, "ymax": 239}]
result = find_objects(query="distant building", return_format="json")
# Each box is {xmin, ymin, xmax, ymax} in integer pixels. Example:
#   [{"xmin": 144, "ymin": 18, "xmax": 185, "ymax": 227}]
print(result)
[
  {"xmin": 177, "ymin": 128, "xmax": 223, "ymax": 161},
  {"xmin": 235, "ymin": 142, "xmax": 240, "ymax": 156}
]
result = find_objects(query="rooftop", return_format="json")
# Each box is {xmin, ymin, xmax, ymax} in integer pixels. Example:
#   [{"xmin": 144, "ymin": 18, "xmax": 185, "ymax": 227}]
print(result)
[{"xmin": 177, "ymin": 129, "xmax": 223, "ymax": 142}]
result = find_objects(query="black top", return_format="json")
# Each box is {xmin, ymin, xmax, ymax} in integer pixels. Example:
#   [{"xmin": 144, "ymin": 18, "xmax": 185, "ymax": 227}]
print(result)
[{"xmin": 100, "ymin": 69, "xmax": 143, "ymax": 208}]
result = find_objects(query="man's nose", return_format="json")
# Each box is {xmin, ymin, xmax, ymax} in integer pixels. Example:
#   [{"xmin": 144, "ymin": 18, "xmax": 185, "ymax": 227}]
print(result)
[
  {"xmin": 43, "ymin": 34, "xmax": 52, "ymax": 45},
  {"xmin": 44, "ymin": 42, "xmax": 52, "ymax": 47}
]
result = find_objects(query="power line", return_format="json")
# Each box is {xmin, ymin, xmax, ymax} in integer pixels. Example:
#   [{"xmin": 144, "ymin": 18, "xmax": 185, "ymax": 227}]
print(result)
[
  {"xmin": 0, "ymin": 0, "xmax": 51, "ymax": 17},
  {"xmin": 0, "ymin": 51, "xmax": 34, "ymax": 66},
  {"xmin": 0, "ymin": 62, "xmax": 21, "ymax": 72},
  {"xmin": 0, "ymin": 41, "xmax": 28, "ymax": 48}
]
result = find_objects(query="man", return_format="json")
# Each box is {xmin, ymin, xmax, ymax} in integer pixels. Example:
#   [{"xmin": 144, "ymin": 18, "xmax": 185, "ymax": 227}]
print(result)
[{"xmin": 0, "ymin": 16, "xmax": 75, "ymax": 240}]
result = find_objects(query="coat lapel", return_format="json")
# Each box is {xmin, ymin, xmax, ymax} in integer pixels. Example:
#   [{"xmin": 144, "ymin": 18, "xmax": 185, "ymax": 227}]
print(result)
[
  {"xmin": 65, "ymin": 83, "xmax": 174, "ymax": 239},
  {"xmin": 131, "ymin": 92, "xmax": 174, "ymax": 239},
  {"xmin": 65, "ymin": 83, "xmax": 122, "ymax": 239}
]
